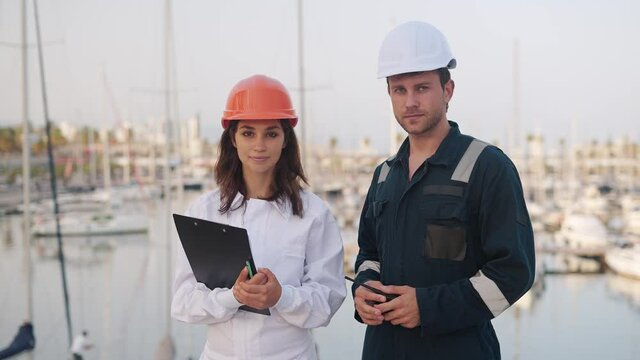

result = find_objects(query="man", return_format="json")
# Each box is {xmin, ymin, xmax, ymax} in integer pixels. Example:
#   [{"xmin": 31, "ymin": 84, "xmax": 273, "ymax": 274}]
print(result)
[
  {"xmin": 70, "ymin": 330, "xmax": 93, "ymax": 360},
  {"xmin": 352, "ymin": 21, "xmax": 535, "ymax": 359}
]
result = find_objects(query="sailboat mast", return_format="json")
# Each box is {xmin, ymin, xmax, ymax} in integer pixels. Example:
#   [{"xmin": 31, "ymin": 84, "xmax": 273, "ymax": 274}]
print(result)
[
  {"xmin": 21, "ymin": 0, "xmax": 33, "ymax": 326},
  {"xmin": 297, "ymin": 0, "xmax": 308, "ymax": 172},
  {"xmin": 163, "ymin": 0, "xmax": 175, "ymax": 337},
  {"xmin": 101, "ymin": 127, "xmax": 111, "ymax": 205}
]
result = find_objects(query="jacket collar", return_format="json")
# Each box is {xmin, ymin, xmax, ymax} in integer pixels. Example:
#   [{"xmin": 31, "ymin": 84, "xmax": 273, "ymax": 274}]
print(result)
[{"xmin": 229, "ymin": 192, "xmax": 292, "ymax": 221}]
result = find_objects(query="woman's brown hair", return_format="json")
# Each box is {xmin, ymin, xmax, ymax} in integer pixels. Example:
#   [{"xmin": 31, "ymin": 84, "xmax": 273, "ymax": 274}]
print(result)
[{"xmin": 214, "ymin": 119, "xmax": 308, "ymax": 217}]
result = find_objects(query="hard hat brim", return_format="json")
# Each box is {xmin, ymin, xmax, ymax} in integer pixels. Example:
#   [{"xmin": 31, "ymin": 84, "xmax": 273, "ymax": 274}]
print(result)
[
  {"xmin": 377, "ymin": 58, "xmax": 457, "ymax": 79},
  {"xmin": 221, "ymin": 112, "xmax": 298, "ymax": 129}
]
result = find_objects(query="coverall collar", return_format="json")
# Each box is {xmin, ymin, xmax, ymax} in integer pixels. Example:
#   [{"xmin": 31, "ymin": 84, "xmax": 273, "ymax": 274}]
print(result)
[{"xmin": 390, "ymin": 120, "xmax": 464, "ymax": 168}]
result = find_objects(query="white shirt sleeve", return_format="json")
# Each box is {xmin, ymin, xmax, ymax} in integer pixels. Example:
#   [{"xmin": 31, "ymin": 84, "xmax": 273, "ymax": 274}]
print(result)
[
  {"xmin": 170, "ymin": 202, "xmax": 242, "ymax": 324},
  {"xmin": 273, "ymin": 206, "xmax": 346, "ymax": 328}
]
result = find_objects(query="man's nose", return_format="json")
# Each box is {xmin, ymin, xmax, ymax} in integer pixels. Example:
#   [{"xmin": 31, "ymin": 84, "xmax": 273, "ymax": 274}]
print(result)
[{"xmin": 405, "ymin": 91, "xmax": 419, "ymax": 108}]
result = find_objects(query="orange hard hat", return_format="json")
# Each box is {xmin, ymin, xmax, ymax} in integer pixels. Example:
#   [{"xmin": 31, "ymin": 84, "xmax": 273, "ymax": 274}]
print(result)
[{"xmin": 221, "ymin": 74, "xmax": 298, "ymax": 129}]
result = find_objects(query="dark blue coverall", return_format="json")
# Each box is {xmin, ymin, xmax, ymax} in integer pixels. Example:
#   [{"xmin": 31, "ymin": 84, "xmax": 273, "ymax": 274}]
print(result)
[{"xmin": 353, "ymin": 122, "xmax": 535, "ymax": 359}]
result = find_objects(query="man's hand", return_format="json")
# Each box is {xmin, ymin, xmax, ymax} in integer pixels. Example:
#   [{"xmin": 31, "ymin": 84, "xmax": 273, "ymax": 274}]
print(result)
[
  {"xmin": 354, "ymin": 281, "xmax": 388, "ymax": 325},
  {"xmin": 375, "ymin": 285, "xmax": 421, "ymax": 329},
  {"xmin": 232, "ymin": 267, "xmax": 281, "ymax": 309}
]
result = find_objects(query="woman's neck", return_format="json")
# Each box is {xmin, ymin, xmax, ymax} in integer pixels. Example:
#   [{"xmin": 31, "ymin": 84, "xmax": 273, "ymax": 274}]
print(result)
[{"xmin": 243, "ymin": 172, "xmax": 275, "ymax": 200}]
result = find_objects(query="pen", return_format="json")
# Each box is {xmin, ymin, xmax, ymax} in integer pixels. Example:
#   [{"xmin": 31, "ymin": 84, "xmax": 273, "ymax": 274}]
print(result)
[
  {"xmin": 344, "ymin": 275, "xmax": 398, "ymax": 300},
  {"xmin": 246, "ymin": 259, "xmax": 256, "ymax": 278}
]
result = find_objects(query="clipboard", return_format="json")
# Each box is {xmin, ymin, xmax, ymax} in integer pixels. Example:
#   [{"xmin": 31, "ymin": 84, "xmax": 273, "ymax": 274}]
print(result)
[{"xmin": 173, "ymin": 213, "xmax": 270, "ymax": 316}]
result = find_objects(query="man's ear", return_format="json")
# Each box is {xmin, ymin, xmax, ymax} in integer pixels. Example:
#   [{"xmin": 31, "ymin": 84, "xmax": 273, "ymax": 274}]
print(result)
[{"xmin": 444, "ymin": 79, "xmax": 455, "ymax": 103}]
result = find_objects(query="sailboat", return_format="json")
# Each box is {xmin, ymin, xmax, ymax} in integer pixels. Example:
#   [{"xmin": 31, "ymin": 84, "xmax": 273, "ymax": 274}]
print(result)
[{"xmin": 32, "ymin": 211, "xmax": 148, "ymax": 237}]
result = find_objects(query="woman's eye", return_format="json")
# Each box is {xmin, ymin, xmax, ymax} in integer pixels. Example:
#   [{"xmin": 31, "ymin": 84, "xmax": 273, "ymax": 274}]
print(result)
[
  {"xmin": 267, "ymin": 132, "xmax": 279, "ymax": 138},
  {"xmin": 242, "ymin": 131, "xmax": 253, "ymax": 137}
]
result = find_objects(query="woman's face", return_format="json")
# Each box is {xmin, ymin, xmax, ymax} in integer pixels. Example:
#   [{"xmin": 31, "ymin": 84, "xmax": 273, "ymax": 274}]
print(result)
[{"xmin": 233, "ymin": 119, "xmax": 286, "ymax": 180}]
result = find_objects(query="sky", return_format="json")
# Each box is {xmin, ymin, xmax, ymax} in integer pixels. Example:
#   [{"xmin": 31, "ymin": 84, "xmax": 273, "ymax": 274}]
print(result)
[{"xmin": 1, "ymin": 0, "xmax": 639, "ymax": 154}]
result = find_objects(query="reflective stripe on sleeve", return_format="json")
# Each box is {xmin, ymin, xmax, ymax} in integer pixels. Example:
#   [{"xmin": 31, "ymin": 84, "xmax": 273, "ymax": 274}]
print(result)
[
  {"xmin": 451, "ymin": 139, "xmax": 488, "ymax": 183},
  {"xmin": 469, "ymin": 270, "xmax": 510, "ymax": 317},
  {"xmin": 356, "ymin": 260, "xmax": 381, "ymax": 276}
]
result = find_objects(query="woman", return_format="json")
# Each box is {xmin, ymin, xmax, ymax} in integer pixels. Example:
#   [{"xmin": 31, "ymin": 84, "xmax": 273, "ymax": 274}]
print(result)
[{"xmin": 171, "ymin": 74, "xmax": 346, "ymax": 360}]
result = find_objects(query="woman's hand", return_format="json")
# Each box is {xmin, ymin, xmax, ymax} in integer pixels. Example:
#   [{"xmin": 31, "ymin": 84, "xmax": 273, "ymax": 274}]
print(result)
[{"xmin": 232, "ymin": 267, "xmax": 281, "ymax": 309}]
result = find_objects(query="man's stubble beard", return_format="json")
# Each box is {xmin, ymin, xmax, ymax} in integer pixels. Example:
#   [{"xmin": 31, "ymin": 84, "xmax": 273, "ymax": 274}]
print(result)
[{"xmin": 398, "ymin": 108, "xmax": 445, "ymax": 136}]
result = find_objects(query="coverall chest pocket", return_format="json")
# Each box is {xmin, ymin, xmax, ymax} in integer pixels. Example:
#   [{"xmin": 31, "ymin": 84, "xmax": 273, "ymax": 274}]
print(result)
[
  {"xmin": 420, "ymin": 201, "xmax": 468, "ymax": 261},
  {"xmin": 372, "ymin": 199, "xmax": 387, "ymax": 218},
  {"xmin": 366, "ymin": 199, "xmax": 388, "ymax": 251}
]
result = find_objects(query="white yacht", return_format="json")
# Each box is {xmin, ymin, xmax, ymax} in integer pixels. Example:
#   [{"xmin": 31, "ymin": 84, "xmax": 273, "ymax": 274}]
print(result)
[
  {"xmin": 605, "ymin": 245, "xmax": 640, "ymax": 279},
  {"xmin": 555, "ymin": 213, "xmax": 609, "ymax": 255}
]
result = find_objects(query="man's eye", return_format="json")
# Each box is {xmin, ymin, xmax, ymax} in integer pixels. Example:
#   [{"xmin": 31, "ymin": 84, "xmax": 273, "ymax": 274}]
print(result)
[{"xmin": 393, "ymin": 88, "xmax": 406, "ymax": 94}]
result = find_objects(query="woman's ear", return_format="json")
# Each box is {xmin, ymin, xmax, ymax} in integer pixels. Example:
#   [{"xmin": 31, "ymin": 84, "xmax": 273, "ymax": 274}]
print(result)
[{"xmin": 231, "ymin": 133, "xmax": 237, "ymax": 148}]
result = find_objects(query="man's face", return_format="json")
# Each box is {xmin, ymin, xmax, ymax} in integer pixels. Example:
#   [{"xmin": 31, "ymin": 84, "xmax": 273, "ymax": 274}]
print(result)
[{"xmin": 387, "ymin": 71, "xmax": 453, "ymax": 137}]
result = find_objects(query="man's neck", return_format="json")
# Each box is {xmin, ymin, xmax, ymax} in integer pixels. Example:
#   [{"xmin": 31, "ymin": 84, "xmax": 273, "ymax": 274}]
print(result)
[
  {"xmin": 407, "ymin": 119, "xmax": 450, "ymax": 179},
  {"xmin": 409, "ymin": 119, "xmax": 450, "ymax": 160}
]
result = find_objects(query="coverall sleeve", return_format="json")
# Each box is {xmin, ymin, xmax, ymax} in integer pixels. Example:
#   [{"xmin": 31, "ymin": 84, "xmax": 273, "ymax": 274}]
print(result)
[
  {"xmin": 274, "ymin": 206, "xmax": 347, "ymax": 329},
  {"xmin": 352, "ymin": 166, "xmax": 383, "ymax": 322},
  {"xmin": 417, "ymin": 150, "xmax": 535, "ymax": 335},
  {"xmin": 171, "ymin": 204, "xmax": 242, "ymax": 324}
]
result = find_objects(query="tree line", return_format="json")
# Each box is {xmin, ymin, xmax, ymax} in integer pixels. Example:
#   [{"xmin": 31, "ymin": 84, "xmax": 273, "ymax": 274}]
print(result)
[{"xmin": 0, "ymin": 124, "xmax": 73, "ymax": 155}]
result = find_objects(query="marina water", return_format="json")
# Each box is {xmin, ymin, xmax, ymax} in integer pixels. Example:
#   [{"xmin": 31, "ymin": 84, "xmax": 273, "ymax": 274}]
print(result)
[{"xmin": 1, "ymin": 195, "xmax": 639, "ymax": 360}]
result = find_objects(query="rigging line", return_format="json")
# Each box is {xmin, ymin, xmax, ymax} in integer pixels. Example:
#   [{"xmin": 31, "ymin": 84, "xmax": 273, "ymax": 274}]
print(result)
[{"xmin": 32, "ymin": 0, "xmax": 73, "ymax": 346}]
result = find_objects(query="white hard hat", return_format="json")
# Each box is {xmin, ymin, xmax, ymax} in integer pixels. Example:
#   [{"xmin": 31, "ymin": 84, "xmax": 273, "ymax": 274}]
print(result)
[{"xmin": 377, "ymin": 21, "xmax": 456, "ymax": 79}]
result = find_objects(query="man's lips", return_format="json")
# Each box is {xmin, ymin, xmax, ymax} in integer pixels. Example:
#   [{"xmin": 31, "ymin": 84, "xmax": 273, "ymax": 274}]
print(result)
[{"xmin": 403, "ymin": 113, "xmax": 424, "ymax": 120}]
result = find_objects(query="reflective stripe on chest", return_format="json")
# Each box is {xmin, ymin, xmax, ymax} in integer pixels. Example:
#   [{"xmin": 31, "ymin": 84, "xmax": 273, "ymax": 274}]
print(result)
[{"xmin": 378, "ymin": 138, "xmax": 488, "ymax": 186}]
